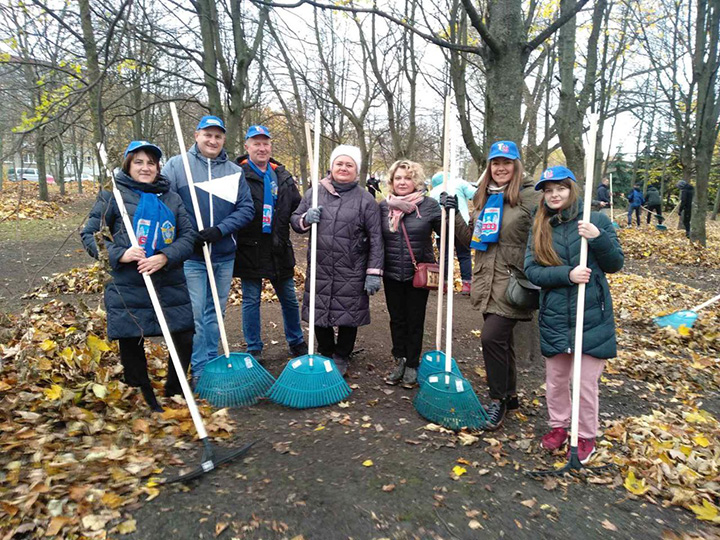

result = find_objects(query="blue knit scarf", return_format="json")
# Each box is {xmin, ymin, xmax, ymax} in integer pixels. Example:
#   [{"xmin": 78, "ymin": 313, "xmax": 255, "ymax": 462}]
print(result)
[
  {"xmin": 248, "ymin": 160, "xmax": 278, "ymax": 234},
  {"xmin": 470, "ymin": 193, "xmax": 503, "ymax": 252}
]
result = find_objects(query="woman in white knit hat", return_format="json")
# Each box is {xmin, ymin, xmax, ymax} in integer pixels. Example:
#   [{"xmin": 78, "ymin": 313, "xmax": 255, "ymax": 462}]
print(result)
[{"xmin": 291, "ymin": 145, "xmax": 384, "ymax": 376}]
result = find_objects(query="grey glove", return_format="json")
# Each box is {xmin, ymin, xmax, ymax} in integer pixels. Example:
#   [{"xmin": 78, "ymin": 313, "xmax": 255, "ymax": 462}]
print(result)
[
  {"xmin": 305, "ymin": 206, "xmax": 323, "ymax": 225},
  {"xmin": 364, "ymin": 275, "xmax": 381, "ymax": 296}
]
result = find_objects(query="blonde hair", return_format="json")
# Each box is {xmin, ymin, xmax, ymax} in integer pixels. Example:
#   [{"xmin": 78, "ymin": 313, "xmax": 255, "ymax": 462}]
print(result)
[
  {"xmin": 531, "ymin": 180, "xmax": 579, "ymax": 267},
  {"xmin": 474, "ymin": 158, "xmax": 525, "ymax": 210},
  {"xmin": 387, "ymin": 160, "xmax": 425, "ymax": 194}
]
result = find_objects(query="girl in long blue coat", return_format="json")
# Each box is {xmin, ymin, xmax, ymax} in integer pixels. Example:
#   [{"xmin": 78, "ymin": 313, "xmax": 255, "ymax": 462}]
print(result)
[{"xmin": 524, "ymin": 166, "xmax": 624, "ymax": 463}]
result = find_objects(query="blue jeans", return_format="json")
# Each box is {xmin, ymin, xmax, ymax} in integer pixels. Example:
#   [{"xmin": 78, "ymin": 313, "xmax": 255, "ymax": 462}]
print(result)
[
  {"xmin": 184, "ymin": 258, "xmax": 234, "ymax": 377},
  {"xmin": 241, "ymin": 277, "xmax": 304, "ymax": 352}
]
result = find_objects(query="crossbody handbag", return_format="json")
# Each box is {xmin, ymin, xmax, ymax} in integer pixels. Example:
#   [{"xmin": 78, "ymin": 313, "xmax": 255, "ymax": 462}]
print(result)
[
  {"xmin": 400, "ymin": 222, "xmax": 441, "ymax": 290},
  {"xmin": 505, "ymin": 266, "xmax": 541, "ymax": 310}
]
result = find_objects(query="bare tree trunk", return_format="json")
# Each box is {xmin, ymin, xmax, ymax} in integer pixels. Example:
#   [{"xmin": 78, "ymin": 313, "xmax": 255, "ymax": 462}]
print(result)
[
  {"xmin": 78, "ymin": 0, "xmax": 105, "ymax": 186},
  {"xmin": 36, "ymin": 127, "xmax": 49, "ymax": 201}
]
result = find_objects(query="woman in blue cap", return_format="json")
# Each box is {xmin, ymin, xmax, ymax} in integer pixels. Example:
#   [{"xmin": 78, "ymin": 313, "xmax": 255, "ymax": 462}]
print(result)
[
  {"xmin": 444, "ymin": 141, "xmax": 538, "ymax": 430},
  {"xmin": 81, "ymin": 141, "xmax": 196, "ymax": 412},
  {"xmin": 524, "ymin": 166, "xmax": 623, "ymax": 463}
]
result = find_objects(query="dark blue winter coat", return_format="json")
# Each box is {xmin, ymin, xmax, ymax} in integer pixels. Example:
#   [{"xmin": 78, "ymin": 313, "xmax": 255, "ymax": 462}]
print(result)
[
  {"xmin": 524, "ymin": 201, "xmax": 624, "ymax": 359},
  {"xmin": 81, "ymin": 170, "xmax": 196, "ymax": 340},
  {"xmin": 162, "ymin": 144, "xmax": 254, "ymax": 263}
]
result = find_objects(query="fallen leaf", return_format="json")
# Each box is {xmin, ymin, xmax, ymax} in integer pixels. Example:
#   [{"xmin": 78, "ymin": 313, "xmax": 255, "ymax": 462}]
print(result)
[{"xmin": 362, "ymin": 460, "xmax": 374, "ymax": 467}]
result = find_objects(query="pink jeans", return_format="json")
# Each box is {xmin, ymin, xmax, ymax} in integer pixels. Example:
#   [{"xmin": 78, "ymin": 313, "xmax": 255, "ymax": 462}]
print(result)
[{"xmin": 545, "ymin": 353, "xmax": 606, "ymax": 439}]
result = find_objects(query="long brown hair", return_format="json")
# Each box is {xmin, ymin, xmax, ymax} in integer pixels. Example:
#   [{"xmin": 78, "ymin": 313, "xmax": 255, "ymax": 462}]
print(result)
[
  {"xmin": 473, "ymin": 158, "xmax": 525, "ymax": 211},
  {"xmin": 531, "ymin": 180, "xmax": 579, "ymax": 267}
]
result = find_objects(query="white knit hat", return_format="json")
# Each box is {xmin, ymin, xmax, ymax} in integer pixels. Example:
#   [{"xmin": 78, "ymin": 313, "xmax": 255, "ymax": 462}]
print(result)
[{"xmin": 329, "ymin": 145, "xmax": 362, "ymax": 173}]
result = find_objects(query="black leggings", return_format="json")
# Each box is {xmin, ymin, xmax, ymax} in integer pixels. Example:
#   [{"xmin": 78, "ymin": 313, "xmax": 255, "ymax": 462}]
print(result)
[
  {"xmin": 314, "ymin": 326, "xmax": 358, "ymax": 359},
  {"xmin": 118, "ymin": 330, "xmax": 193, "ymax": 396}
]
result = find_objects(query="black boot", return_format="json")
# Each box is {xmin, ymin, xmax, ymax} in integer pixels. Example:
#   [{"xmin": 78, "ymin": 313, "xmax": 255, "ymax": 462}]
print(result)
[
  {"xmin": 140, "ymin": 383, "xmax": 164, "ymax": 413},
  {"xmin": 385, "ymin": 357, "xmax": 406, "ymax": 385}
]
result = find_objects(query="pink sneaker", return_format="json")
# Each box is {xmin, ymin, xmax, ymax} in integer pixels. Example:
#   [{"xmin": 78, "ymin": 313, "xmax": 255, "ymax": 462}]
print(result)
[
  {"xmin": 461, "ymin": 281, "xmax": 471, "ymax": 295},
  {"xmin": 541, "ymin": 427, "xmax": 568, "ymax": 450},
  {"xmin": 575, "ymin": 437, "xmax": 596, "ymax": 464}
]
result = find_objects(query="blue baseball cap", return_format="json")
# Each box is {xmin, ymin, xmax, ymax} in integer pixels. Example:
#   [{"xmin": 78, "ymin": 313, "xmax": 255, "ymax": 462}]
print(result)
[
  {"xmin": 535, "ymin": 165, "xmax": 577, "ymax": 190},
  {"xmin": 124, "ymin": 140, "xmax": 162, "ymax": 160},
  {"xmin": 196, "ymin": 115, "xmax": 226, "ymax": 132},
  {"xmin": 245, "ymin": 125, "xmax": 272, "ymax": 139},
  {"xmin": 488, "ymin": 140, "xmax": 520, "ymax": 161}
]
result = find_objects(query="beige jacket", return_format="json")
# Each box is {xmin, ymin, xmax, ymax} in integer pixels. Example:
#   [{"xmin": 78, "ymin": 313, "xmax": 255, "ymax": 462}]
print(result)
[{"xmin": 456, "ymin": 178, "xmax": 539, "ymax": 320}]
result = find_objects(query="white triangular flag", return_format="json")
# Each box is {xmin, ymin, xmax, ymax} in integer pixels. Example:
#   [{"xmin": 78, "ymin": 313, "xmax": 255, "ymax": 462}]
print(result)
[{"xmin": 194, "ymin": 173, "xmax": 241, "ymax": 203}]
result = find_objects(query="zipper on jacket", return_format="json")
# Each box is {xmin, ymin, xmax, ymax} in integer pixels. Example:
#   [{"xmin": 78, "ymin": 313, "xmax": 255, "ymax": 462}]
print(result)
[{"xmin": 563, "ymin": 222, "xmax": 573, "ymax": 354}]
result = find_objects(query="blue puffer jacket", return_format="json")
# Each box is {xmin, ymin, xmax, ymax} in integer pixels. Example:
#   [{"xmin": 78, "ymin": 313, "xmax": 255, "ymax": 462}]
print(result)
[
  {"xmin": 524, "ymin": 201, "xmax": 624, "ymax": 359},
  {"xmin": 80, "ymin": 170, "xmax": 196, "ymax": 340},
  {"xmin": 162, "ymin": 144, "xmax": 254, "ymax": 262}
]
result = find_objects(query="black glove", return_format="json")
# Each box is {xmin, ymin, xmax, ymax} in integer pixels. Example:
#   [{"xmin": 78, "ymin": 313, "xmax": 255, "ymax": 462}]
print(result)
[
  {"xmin": 198, "ymin": 226, "xmax": 223, "ymax": 244},
  {"xmin": 440, "ymin": 192, "xmax": 458, "ymax": 211}
]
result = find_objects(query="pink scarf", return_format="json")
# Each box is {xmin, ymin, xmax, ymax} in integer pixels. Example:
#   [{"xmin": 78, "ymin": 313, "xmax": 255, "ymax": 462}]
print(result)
[{"xmin": 386, "ymin": 191, "xmax": 424, "ymax": 232}]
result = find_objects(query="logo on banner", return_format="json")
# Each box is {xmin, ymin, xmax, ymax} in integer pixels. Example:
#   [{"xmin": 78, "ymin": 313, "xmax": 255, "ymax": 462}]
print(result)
[
  {"xmin": 161, "ymin": 220, "xmax": 175, "ymax": 245},
  {"xmin": 481, "ymin": 207, "xmax": 500, "ymax": 234}
]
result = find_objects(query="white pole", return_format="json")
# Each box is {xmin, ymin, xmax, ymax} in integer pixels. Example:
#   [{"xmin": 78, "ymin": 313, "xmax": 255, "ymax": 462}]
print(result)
[
  {"xmin": 307, "ymin": 110, "xmax": 321, "ymax": 358},
  {"xmin": 436, "ymin": 96, "xmax": 451, "ymax": 351},
  {"xmin": 169, "ymin": 103, "xmax": 230, "ymax": 359},
  {"xmin": 569, "ymin": 114, "xmax": 599, "ymax": 450},
  {"xmin": 97, "ymin": 143, "xmax": 208, "ymax": 440},
  {"xmin": 691, "ymin": 293, "xmax": 720, "ymax": 313},
  {"xmin": 444, "ymin": 110, "xmax": 458, "ymax": 374}
]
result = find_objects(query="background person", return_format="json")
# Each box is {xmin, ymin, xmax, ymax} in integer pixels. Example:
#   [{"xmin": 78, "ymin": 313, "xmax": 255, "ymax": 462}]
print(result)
[
  {"xmin": 524, "ymin": 166, "xmax": 624, "ymax": 463},
  {"xmin": 234, "ymin": 125, "xmax": 307, "ymax": 359},
  {"xmin": 444, "ymin": 140, "xmax": 538, "ymax": 430},
  {"xmin": 290, "ymin": 145, "xmax": 384, "ymax": 376},
  {"xmin": 596, "ymin": 177, "xmax": 611, "ymax": 217},
  {"xmin": 677, "ymin": 180, "xmax": 694, "ymax": 237},
  {"xmin": 162, "ymin": 116, "xmax": 254, "ymax": 385},
  {"xmin": 644, "ymin": 183, "xmax": 663, "ymax": 225},
  {"xmin": 379, "ymin": 160, "xmax": 442, "ymax": 388},
  {"xmin": 81, "ymin": 141, "xmax": 196, "ymax": 412},
  {"xmin": 626, "ymin": 184, "xmax": 644, "ymax": 227},
  {"xmin": 429, "ymin": 171, "xmax": 477, "ymax": 294}
]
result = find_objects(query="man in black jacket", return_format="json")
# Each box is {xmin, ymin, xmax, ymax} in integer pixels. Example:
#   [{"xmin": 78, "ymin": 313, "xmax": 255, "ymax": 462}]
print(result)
[
  {"xmin": 235, "ymin": 126, "xmax": 308, "ymax": 358},
  {"xmin": 677, "ymin": 180, "xmax": 694, "ymax": 238}
]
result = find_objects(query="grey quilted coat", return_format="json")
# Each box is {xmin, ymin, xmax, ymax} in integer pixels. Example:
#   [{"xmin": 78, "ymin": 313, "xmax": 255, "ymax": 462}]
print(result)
[{"xmin": 291, "ymin": 179, "xmax": 384, "ymax": 327}]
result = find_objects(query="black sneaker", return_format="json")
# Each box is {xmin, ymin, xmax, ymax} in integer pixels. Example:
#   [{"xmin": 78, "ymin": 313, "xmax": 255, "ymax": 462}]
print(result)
[
  {"xmin": 484, "ymin": 400, "xmax": 506, "ymax": 431},
  {"xmin": 140, "ymin": 383, "xmax": 164, "ymax": 413},
  {"xmin": 506, "ymin": 395, "xmax": 519, "ymax": 410},
  {"xmin": 385, "ymin": 357, "xmax": 406, "ymax": 385},
  {"xmin": 400, "ymin": 367, "xmax": 418, "ymax": 389},
  {"xmin": 289, "ymin": 342, "xmax": 309, "ymax": 357}
]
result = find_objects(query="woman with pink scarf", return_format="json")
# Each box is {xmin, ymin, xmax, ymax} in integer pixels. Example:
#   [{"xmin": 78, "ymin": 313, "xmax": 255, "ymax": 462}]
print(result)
[{"xmin": 379, "ymin": 160, "xmax": 443, "ymax": 388}]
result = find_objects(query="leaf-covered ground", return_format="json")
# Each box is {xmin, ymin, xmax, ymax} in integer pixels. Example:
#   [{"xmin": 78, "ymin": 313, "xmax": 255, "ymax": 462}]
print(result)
[{"xmin": 1, "ymin": 203, "xmax": 720, "ymax": 538}]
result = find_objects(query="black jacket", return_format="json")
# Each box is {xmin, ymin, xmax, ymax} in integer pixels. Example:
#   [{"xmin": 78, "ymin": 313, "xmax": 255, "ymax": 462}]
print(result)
[
  {"xmin": 678, "ymin": 182, "xmax": 694, "ymax": 214},
  {"xmin": 597, "ymin": 183, "xmax": 610, "ymax": 204},
  {"xmin": 645, "ymin": 186, "xmax": 662, "ymax": 206},
  {"xmin": 80, "ymin": 170, "xmax": 196, "ymax": 340},
  {"xmin": 233, "ymin": 156, "xmax": 302, "ymax": 280},
  {"xmin": 379, "ymin": 197, "xmax": 443, "ymax": 282}
]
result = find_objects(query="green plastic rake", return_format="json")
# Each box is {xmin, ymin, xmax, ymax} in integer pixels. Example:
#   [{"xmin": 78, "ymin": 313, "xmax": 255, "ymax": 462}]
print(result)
[
  {"xmin": 267, "ymin": 111, "xmax": 350, "ymax": 409},
  {"xmin": 170, "ymin": 103, "xmax": 274, "ymax": 408},
  {"xmin": 413, "ymin": 98, "xmax": 488, "ymax": 431}
]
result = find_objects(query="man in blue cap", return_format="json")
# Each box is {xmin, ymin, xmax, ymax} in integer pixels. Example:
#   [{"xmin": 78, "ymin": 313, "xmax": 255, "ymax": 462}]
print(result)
[
  {"xmin": 233, "ymin": 126, "xmax": 307, "ymax": 360},
  {"xmin": 163, "ymin": 115, "xmax": 254, "ymax": 385}
]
